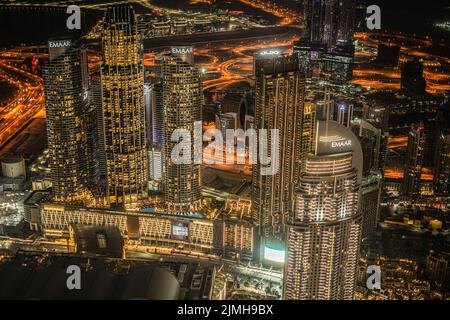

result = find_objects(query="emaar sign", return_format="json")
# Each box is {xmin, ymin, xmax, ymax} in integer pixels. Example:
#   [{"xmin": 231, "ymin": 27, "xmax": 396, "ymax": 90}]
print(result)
[
  {"xmin": 316, "ymin": 121, "xmax": 357, "ymax": 156},
  {"xmin": 49, "ymin": 40, "xmax": 71, "ymax": 48},
  {"xmin": 331, "ymin": 140, "xmax": 352, "ymax": 148},
  {"xmin": 171, "ymin": 47, "xmax": 193, "ymax": 55},
  {"xmin": 314, "ymin": 120, "xmax": 364, "ymax": 183}
]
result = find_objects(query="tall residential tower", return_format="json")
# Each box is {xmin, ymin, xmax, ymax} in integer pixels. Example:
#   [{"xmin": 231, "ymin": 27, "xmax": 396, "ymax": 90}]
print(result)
[
  {"xmin": 43, "ymin": 38, "xmax": 88, "ymax": 202},
  {"xmin": 252, "ymin": 52, "xmax": 305, "ymax": 251},
  {"xmin": 402, "ymin": 123, "xmax": 425, "ymax": 197},
  {"xmin": 162, "ymin": 47, "xmax": 203, "ymax": 212},
  {"xmin": 284, "ymin": 120, "xmax": 363, "ymax": 300},
  {"xmin": 101, "ymin": 5, "xmax": 148, "ymax": 209},
  {"xmin": 433, "ymin": 130, "xmax": 450, "ymax": 195}
]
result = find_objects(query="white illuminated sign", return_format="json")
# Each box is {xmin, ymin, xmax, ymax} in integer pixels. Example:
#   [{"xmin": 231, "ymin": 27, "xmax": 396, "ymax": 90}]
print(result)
[
  {"xmin": 331, "ymin": 140, "xmax": 352, "ymax": 148},
  {"xmin": 171, "ymin": 47, "xmax": 193, "ymax": 55},
  {"xmin": 319, "ymin": 135, "xmax": 352, "ymax": 148},
  {"xmin": 260, "ymin": 50, "xmax": 280, "ymax": 56},
  {"xmin": 264, "ymin": 246, "xmax": 285, "ymax": 263},
  {"xmin": 49, "ymin": 40, "xmax": 71, "ymax": 48}
]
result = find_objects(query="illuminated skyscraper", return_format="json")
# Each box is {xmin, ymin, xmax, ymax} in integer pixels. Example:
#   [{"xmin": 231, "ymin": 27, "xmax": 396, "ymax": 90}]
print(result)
[
  {"xmin": 252, "ymin": 52, "xmax": 305, "ymax": 247},
  {"xmin": 151, "ymin": 81, "xmax": 164, "ymax": 147},
  {"xmin": 284, "ymin": 120, "xmax": 363, "ymax": 300},
  {"xmin": 296, "ymin": 0, "xmax": 355, "ymax": 83},
  {"xmin": 144, "ymin": 80, "xmax": 152, "ymax": 145},
  {"xmin": 360, "ymin": 173, "xmax": 382, "ymax": 239},
  {"xmin": 357, "ymin": 120, "xmax": 382, "ymax": 239},
  {"xmin": 433, "ymin": 130, "xmax": 450, "ymax": 195},
  {"xmin": 84, "ymin": 95, "xmax": 100, "ymax": 187},
  {"xmin": 303, "ymin": 0, "xmax": 336, "ymax": 47},
  {"xmin": 83, "ymin": 51, "xmax": 100, "ymax": 188},
  {"xmin": 89, "ymin": 72, "xmax": 107, "ymax": 180},
  {"xmin": 43, "ymin": 38, "xmax": 88, "ymax": 202},
  {"xmin": 303, "ymin": 0, "xmax": 355, "ymax": 46},
  {"xmin": 148, "ymin": 145, "xmax": 163, "ymax": 182},
  {"xmin": 336, "ymin": 0, "xmax": 355, "ymax": 44},
  {"xmin": 293, "ymin": 40, "xmax": 326, "ymax": 79},
  {"xmin": 101, "ymin": 5, "xmax": 148, "ymax": 209},
  {"xmin": 332, "ymin": 100, "xmax": 353, "ymax": 128},
  {"xmin": 162, "ymin": 48, "xmax": 203, "ymax": 212},
  {"xmin": 401, "ymin": 123, "xmax": 425, "ymax": 197},
  {"xmin": 299, "ymin": 102, "xmax": 316, "ymax": 173}
]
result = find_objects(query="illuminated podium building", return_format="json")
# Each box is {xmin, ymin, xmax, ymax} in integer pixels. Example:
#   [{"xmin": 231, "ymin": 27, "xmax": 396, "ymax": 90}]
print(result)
[{"xmin": 26, "ymin": 195, "xmax": 254, "ymax": 260}]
